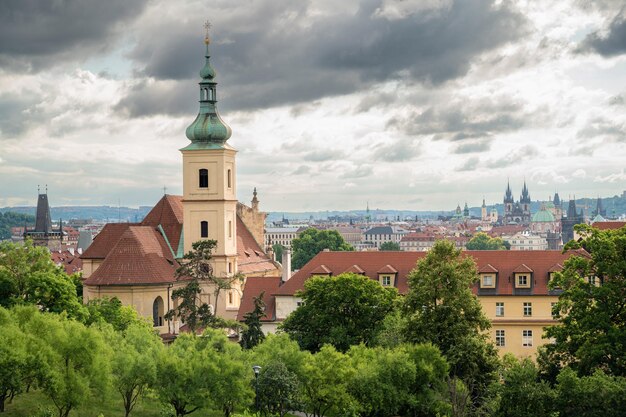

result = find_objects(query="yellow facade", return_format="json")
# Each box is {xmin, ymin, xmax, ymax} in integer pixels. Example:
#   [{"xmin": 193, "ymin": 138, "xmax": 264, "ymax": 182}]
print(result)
[{"xmin": 479, "ymin": 295, "xmax": 557, "ymax": 357}]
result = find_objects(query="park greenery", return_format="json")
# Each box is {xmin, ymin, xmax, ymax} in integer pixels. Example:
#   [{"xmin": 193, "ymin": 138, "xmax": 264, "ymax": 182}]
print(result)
[
  {"xmin": 291, "ymin": 228, "xmax": 353, "ymax": 270},
  {"xmin": 1, "ymin": 226, "xmax": 625, "ymax": 417},
  {"xmin": 378, "ymin": 241, "xmax": 401, "ymax": 251},
  {"xmin": 0, "ymin": 212, "xmax": 34, "ymax": 241},
  {"xmin": 465, "ymin": 232, "xmax": 508, "ymax": 250}
]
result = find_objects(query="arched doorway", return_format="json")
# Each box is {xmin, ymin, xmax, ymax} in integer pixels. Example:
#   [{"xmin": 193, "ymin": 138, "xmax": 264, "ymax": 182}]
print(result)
[{"xmin": 153, "ymin": 296, "xmax": 164, "ymax": 327}]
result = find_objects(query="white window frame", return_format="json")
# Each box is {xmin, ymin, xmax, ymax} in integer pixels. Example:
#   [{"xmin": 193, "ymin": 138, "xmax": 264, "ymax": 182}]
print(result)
[
  {"xmin": 496, "ymin": 302, "xmax": 504, "ymax": 317},
  {"xmin": 522, "ymin": 330, "xmax": 533, "ymax": 347}
]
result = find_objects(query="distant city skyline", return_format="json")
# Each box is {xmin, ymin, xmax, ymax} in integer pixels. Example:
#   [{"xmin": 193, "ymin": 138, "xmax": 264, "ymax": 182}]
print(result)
[{"xmin": 0, "ymin": 1, "xmax": 625, "ymax": 211}]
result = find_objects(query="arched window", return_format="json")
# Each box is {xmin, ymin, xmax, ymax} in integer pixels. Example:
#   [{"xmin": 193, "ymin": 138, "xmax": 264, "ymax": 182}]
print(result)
[
  {"xmin": 227, "ymin": 169, "xmax": 232, "ymax": 188},
  {"xmin": 199, "ymin": 169, "xmax": 208, "ymax": 188},
  {"xmin": 153, "ymin": 296, "xmax": 164, "ymax": 327},
  {"xmin": 201, "ymin": 221, "xmax": 208, "ymax": 238}
]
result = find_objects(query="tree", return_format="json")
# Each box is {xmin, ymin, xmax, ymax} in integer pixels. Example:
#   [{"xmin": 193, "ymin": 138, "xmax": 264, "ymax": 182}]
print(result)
[
  {"xmin": 379, "ymin": 241, "xmax": 401, "ymax": 251},
  {"xmin": 0, "ymin": 240, "xmax": 85, "ymax": 319},
  {"xmin": 554, "ymin": 368, "xmax": 626, "ymax": 417},
  {"xmin": 165, "ymin": 240, "xmax": 238, "ymax": 334},
  {"xmin": 281, "ymin": 273, "xmax": 397, "ymax": 352},
  {"xmin": 272, "ymin": 244, "xmax": 284, "ymax": 263},
  {"xmin": 496, "ymin": 358, "xmax": 555, "ymax": 417},
  {"xmin": 543, "ymin": 224, "xmax": 626, "ymax": 377},
  {"xmin": 466, "ymin": 233, "xmax": 507, "ymax": 250},
  {"xmin": 108, "ymin": 323, "xmax": 161, "ymax": 417},
  {"xmin": 251, "ymin": 333, "xmax": 309, "ymax": 379},
  {"xmin": 0, "ymin": 211, "xmax": 34, "ymax": 240},
  {"xmin": 84, "ymin": 296, "xmax": 147, "ymax": 332},
  {"xmin": 291, "ymin": 229, "xmax": 353, "ymax": 270},
  {"xmin": 239, "ymin": 293, "xmax": 266, "ymax": 350},
  {"xmin": 256, "ymin": 361, "xmax": 300, "ymax": 417},
  {"xmin": 403, "ymin": 240, "xmax": 499, "ymax": 408}
]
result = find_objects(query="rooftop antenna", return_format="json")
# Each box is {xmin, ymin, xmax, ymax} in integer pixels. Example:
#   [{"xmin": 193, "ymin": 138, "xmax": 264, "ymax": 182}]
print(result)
[{"xmin": 163, "ymin": 186, "xmax": 167, "ymax": 196}]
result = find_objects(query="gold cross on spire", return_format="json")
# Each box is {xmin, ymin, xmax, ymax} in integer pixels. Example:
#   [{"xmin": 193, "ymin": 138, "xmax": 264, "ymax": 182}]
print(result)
[{"xmin": 204, "ymin": 20, "xmax": 212, "ymax": 44}]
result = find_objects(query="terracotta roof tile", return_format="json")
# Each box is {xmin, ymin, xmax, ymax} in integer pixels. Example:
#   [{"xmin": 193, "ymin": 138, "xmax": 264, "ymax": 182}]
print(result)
[
  {"xmin": 377, "ymin": 264, "xmax": 398, "ymax": 274},
  {"xmin": 141, "ymin": 195, "xmax": 183, "ymax": 252},
  {"xmin": 310, "ymin": 265, "xmax": 332, "ymax": 275},
  {"xmin": 548, "ymin": 263, "xmax": 563, "ymax": 272},
  {"xmin": 80, "ymin": 223, "xmax": 137, "ymax": 259},
  {"xmin": 343, "ymin": 264, "xmax": 365, "ymax": 274},
  {"xmin": 478, "ymin": 263, "xmax": 498, "ymax": 273},
  {"xmin": 512, "ymin": 263, "xmax": 533, "ymax": 273},
  {"xmin": 593, "ymin": 221, "xmax": 626, "ymax": 230},
  {"xmin": 83, "ymin": 226, "xmax": 178, "ymax": 286},
  {"xmin": 237, "ymin": 276, "xmax": 281, "ymax": 322},
  {"xmin": 236, "ymin": 217, "xmax": 277, "ymax": 275},
  {"xmin": 275, "ymin": 250, "xmax": 578, "ymax": 296}
]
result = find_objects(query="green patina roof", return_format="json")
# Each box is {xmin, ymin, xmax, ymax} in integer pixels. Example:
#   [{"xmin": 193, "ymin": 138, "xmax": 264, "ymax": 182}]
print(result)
[
  {"xmin": 185, "ymin": 37, "xmax": 232, "ymax": 146},
  {"xmin": 532, "ymin": 209, "xmax": 555, "ymax": 223}
]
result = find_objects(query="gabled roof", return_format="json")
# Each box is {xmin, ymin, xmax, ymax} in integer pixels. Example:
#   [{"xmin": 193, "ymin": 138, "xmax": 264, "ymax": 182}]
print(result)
[
  {"xmin": 343, "ymin": 264, "xmax": 365, "ymax": 274},
  {"xmin": 141, "ymin": 195, "xmax": 184, "ymax": 256},
  {"xmin": 365, "ymin": 226, "xmax": 394, "ymax": 235},
  {"xmin": 592, "ymin": 221, "xmax": 626, "ymax": 230},
  {"xmin": 236, "ymin": 277, "xmax": 281, "ymax": 322},
  {"xmin": 83, "ymin": 226, "xmax": 178, "ymax": 286},
  {"xmin": 81, "ymin": 223, "xmax": 138, "ymax": 259},
  {"xmin": 512, "ymin": 263, "xmax": 533, "ymax": 273},
  {"xmin": 236, "ymin": 217, "xmax": 277, "ymax": 275},
  {"xmin": 310, "ymin": 264, "xmax": 332, "ymax": 275},
  {"xmin": 478, "ymin": 263, "xmax": 498, "ymax": 273},
  {"xmin": 377, "ymin": 264, "xmax": 398, "ymax": 274},
  {"xmin": 548, "ymin": 263, "xmax": 563, "ymax": 273}
]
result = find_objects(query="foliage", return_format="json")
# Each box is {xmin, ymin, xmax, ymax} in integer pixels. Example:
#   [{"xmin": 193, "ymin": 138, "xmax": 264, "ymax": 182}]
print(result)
[
  {"xmin": 466, "ymin": 233, "xmax": 507, "ymax": 250},
  {"xmin": 0, "ymin": 240, "xmax": 85, "ymax": 319},
  {"xmin": 291, "ymin": 228, "xmax": 353, "ymax": 270},
  {"xmin": 379, "ymin": 241, "xmax": 401, "ymax": 251},
  {"xmin": 165, "ymin": 240, "xmax": 235, "ymax": 334},
  {"xmin": 403, "ymin": 240, "xmax": 499, "ymax": 408},
  {"xmin": 372, "ymin": 309, "xmax": 407, "ymax": 349},
  {"xmin": 281, "ymin": 273, "xmax": 397, "ymax": 352},
  {"xmin": 251, "ymin": 333, "xmax": 309, "ymax": 379},
  {"xmin": 255, "ymin": 361, "xmax": 300, "ymax": 417},
  {"xmin": 496, "ymin": 358, "xmax": 555, "ymax": 417},
  {"xmin": 543, "ymin": 224, "xmax": 626, "ymax": 377},
  {"xmin": 554, "ymin": 368, "xmax": 626, "ymax": 417},
  {"xmin": 154, "ymin": 330, "xmax": 252, "ymax": 417},
  {"xmin": 84, "ymin": 297, "xmax": 148, "ymax": 332},
  {"xmin": 239, "ymin": 293, "xmax": 266, "ymax": 350},
  {"xmin": 0, "ymin": 211, "xmax": 34, "ymax": 240},
  {"xmin": 272, "ymin": 244, "xmax": 284, "ymax": 263},
  {"xmin": 299, "ymin": 345, "xmax": 356, "ymax": 417}
]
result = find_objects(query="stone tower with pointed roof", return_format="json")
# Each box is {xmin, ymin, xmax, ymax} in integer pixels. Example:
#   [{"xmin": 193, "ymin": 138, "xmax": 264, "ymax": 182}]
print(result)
[
  {"xmin": 24, "ymin": 189, "xmax": 62, "ymax": 249},
  {"xmin": 181, "ymin": 28, "xmax": 238, "ymax": 279},
  {"xmin": 503, "ymin": 180, "xmax": 531, "ymax": 225}
]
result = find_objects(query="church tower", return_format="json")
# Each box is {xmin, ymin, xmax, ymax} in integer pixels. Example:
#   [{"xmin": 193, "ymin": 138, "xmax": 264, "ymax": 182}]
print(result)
[
  {"xmin": 181, "ymin": 26, "xmax": 237, "ymax": 279},
  {"xmin": 481, "ymin": 198, "xmax": 487, "ymax": 222}
]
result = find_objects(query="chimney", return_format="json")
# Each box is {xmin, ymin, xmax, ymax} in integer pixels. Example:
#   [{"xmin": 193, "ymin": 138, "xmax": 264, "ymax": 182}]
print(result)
[
  {"xmin": 282, "ymin": 247, "xmax": 292, "ymax": 282},
  {"xmin": 77, "ymin": 247, "xmax": 83, "ymax": 255},
  {"xmin": 68, "ymin": 247, "xmax": 75, "ymax": 256}
]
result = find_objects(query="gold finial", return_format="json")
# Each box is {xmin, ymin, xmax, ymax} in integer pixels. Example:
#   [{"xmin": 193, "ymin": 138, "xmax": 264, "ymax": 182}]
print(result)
[{"xmin": 204, "ymin": 20, "xmax": 211, "ymax": 45}]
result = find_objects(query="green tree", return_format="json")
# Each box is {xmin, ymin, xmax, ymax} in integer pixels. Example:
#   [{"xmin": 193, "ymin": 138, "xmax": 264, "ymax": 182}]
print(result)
[
  {"xmin": 239, "ymin": 293, "xmax": 266, "ymax": 350},
  {"xmin": 496, "ymin": 358, "xmax": 555, "ymax": 417},
  {"xmin": 84, "ymin": 296, "xmax": 147, "ymax": 332},
  {"xmin": 379, "ymin": 241, "xmax": 401, "ymax": 251},
  {"xmin": 0, "ymin": 211, "xmax": 34, "ymax": 240},
  {"xmin": 300, "ymin": 345, "xmax": 356, "ymax": 417},
  {"xmin": 291, "ymin": 229, "xmax": 353, "ymax": 270},
  {"xmin": 165, "ymin": 240, "xmax": 238, "ymax": 334},
  {"xmin": 281, "ymin": 273, "xmax": 397, "ymax": 352},
  {"xmin": 0, "ymin": 240, "xmax": 85, "ymax": 319},
  {"xmin": 272, "ymin": 244, "xmax": 284, "ymax": 263},
  {"xmin": 543, "ymin": 224, "xmax": 626, "ymax": 377},
  {"xmin": 256, "ymin": 361, "xmax": 300, "ymax": 417},
  {"xmin": 554, "ymin": 368, "xmax": 626, "ymax": 417},
  {"xmin": 466, "ymin": 232, "xmax": 507, "ymax": 250},
  {"xmin": 107, "ymin": 323, "xmax": 161, "ymax": 417},
  {"xmin": 251, "ymin": 333, "xmax": 309, "ymax": 379},
  {"xmin": 403, "ymin": 240, "xmax": 499, "ymax": 408}
]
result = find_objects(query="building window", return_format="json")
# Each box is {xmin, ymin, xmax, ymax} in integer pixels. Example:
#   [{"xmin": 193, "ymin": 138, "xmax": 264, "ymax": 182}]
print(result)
[
  {"xmin": 201, "ymin": 221, "xmax": 208, "ymax": 238},
  {"xmin": 227, "ymin": 169, "xmax": 232, "ymax": 188},
  {"xmin": 381, "ymin": 275, "xmax": 392, "ymax": 286},
  {"xmin": 496, "ymin": 302, "xmax": 504, "ymax": 317},
  {"xmin": 522, "ymin": 330, "xmax": 533, "ymax": 347},
  {"xmin": 516, "ymin": 274, "xmax": 530, "ymax": 288},
  {"xmin": 228, "ymin": 291, "xmax": 234, "ymax": 305},
  {"xmin": 228, "ymin": 262, "xmax": 233, "ymax": 274},
  {"xmin": 496, "ymin": 330, "xmax": 505, "ymax": 347},
  {"xmin": 152, "ymin": 296, "xmax": 164, "ymax": 327},
  {"xmin": 481, "ymin": 274, "xmax": 495, "ymax": 288},
  {"xmin": 199, "ymin": 169, "xmax": 208, "ymax": 188},
  {"xmin": 228, "ymin": 220, "xmax": 233, "ymax": 238},
  {"xmin": 523, "ymin": 302, "xmax": 532, "ymax": 317}
]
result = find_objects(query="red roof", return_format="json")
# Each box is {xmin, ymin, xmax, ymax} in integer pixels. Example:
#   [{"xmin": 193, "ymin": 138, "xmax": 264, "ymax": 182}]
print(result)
[
  {"xmin": 81, "ymin": 223, "xmax": 138, "ymax": 259},
  {"xmin": 310, "ymin": 264, "xmax": 332, "ymax": 275},
  {"xmin": 478, "ymin": 263, "xmax": 498, "ymax": 273},
  {"xmin": 141, "ymin": 195, "xmax": 184, "ymax": 252},
  {"xmin": 512, "ymin": 263, "xmax": 533, "ymax": 273},
  {"xmin": 236, "ymin": 276, "xmax": 281, "ymax": 322},
  {"xmin": 548, "ymin": 263, "xmax": 563, "ymax": 272},
  {"xmin": 236, "ymin": 217, "xmax": 277, "ymax": 275},
  {"xmin": 50, "ymin": 249, "xmax": 83, "ymax": 275},
  {"xmin": 275, "ymin": 250, "xmax": 578, "ymax": 296},
  {"xmin": 343, "ymin": 264, "xmax": 365, "ymax": 274},
  {"xmin": 377, "ymin": 264, "xmax": 398, "ymax": 274},
  {"xmin": 593, "ymin": 221, "xmax": 626, "ymax": 230},
  {"xmin": 83, "ymin": 226, "xmax": 178, "ymax": 286}
]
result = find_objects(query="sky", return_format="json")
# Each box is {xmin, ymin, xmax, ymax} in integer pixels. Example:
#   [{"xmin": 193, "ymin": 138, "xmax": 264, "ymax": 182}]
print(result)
[{"xmin": 0, "ymin": 0, "xmax": 625, "ymax": 212}]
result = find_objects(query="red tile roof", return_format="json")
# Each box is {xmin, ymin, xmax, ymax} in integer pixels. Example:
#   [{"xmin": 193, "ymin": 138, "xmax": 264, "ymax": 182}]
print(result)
[
  {"xmin": 343, "ymin": 264, "xmax": 365, "ymax": 274},
  {"xmin": 275, "ymin": 250, "xmax": 579, "ymax": 296},
  {"xmin": 478, "ymin": 263, "xmax": 498, "ymax": 273},
  {"xmin": 236, "ymin": 276, "xmax": 281, "ymax": 322},
  {"xmin": 512, "ymin": 263, "xmax": 533, "ymax": 273},
  {"xmin": 50, "ymin": 250, "xmax": 83, "ymax": 275},
  {"xmin": 141, "ymin": 195, "xmax": 184, "ymax": 252},
  {"xmin": 310, "ymin": 264, "xmax": 332, "ymax": 275},
  {"xmin": 377, "ymin": 264, "xmax": 398, "ymax": 274},
  {"xmin": 81, "ymin": 223, "xmax": 137, "ymax": 259},
  {"xmin": 548, "ymin": 263, "xmax": 563, "ymax": 272},
  {"xmin": 236, "ymin": 217, "xmax": 277, "ymax": 275},
  {"xmin": 83, "ymin": 226, "xmax": 178, "ymax": 286},
  {"xmin": 593, "ymin": 221, "xmax": 626, "ymax": 230}
]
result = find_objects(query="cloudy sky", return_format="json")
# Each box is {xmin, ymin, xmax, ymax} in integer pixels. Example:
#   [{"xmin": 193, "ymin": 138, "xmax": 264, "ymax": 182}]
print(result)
[{"xmin": 0, "ymin": 0, "xmax": 625, "ymax": 212}]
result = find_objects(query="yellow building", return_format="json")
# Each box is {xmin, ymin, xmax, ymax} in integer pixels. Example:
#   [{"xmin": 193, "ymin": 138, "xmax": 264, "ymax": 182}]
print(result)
[
  {"xmin": 82, "ymin": 31, "xmax": 279, "ymax": 335},
  {"xmin": 240, "ymin": 250, "xmax": 576, "ymax": 357}
]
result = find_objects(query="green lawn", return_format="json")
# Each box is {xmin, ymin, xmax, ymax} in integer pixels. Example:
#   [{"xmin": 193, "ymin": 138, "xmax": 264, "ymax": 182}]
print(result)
[{"xmin": 2, "ymin": 390, "xmax": 225, "ymax": 417}]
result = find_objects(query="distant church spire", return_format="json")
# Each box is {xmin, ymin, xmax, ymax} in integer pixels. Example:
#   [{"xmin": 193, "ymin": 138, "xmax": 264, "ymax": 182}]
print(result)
[{"xmin": 184, "ymin": 21, "xmax": 232, "ymax": 147}]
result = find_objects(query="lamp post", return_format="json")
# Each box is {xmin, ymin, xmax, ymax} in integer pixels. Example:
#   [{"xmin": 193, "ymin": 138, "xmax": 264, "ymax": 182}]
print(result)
[{"xmin": 252, "ymin": 365, "xmax": 261, "ymax": 411}]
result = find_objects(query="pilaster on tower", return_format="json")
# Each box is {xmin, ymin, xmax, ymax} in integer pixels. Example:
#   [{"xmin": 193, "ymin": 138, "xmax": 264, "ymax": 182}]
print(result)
[{"xmin": 181, "ymin": 25, "xmax": 237, "ymax": 279}]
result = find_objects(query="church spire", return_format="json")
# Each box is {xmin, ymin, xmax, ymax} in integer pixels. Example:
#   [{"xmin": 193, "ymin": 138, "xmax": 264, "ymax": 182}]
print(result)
[
  {"xmin": 504, "ymin": 180, "xmax": 513, "ymax": 203},
  {"xmin": 184, "ymin": 21, "xmax": 232, "ymax": 148}
]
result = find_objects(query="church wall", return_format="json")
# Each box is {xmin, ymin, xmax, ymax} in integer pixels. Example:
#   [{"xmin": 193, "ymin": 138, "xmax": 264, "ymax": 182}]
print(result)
[
  {"xmin": 237, "ymin": 202, "xmax": 267, "ymax": 250},
  {"xmin": 81, "ymin": 259, "xmax": 102, "ymax": 279}
]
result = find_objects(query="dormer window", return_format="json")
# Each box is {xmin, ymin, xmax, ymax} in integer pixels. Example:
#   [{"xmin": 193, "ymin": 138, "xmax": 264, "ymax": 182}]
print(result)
[
  {"xmin": 516, "ymin": 274, "xmax": 530, "ymax": 288},
  {"xmin": 199, "ymin": 169, "xmax": 208, "ymax": 188},
  {"xmin": 480, "ymin": 274, "xmax": 495, "ymax": 288}
]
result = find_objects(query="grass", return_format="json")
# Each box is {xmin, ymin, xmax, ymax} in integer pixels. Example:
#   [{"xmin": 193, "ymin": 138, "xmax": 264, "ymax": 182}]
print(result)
[{"xmin": 2, "ymin": 390, "xmax": 224, "ymax": 417}]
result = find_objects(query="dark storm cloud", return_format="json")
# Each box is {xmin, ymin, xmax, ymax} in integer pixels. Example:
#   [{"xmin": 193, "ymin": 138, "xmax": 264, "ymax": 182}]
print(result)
[
  {"xmin": 579, "ymin": 11, "xmax": 626, "ymax": 57},
  {"xmin": 113, "ymin": 81, "xmax": 197, "ymax": 117},
  {"xmin": 387, "ymin": 96, "xmax": 539, "ymax": 141},
  {"xmin": 121, "ymin": 0, "xmax": 527, "ymax": 116},
  {"xmin": 0, "ymin": 0, "xmax": 149, "ymax": 70}
]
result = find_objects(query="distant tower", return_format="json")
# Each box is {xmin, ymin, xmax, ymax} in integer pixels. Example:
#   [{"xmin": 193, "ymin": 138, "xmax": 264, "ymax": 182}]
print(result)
[
  {"xmin": 594, "ymin": 196, "xmax": 606, "ymax": 217},
  {"xmin": 481, "ymin": 198, "xmax": 487, "ymax": 221},
  {"xmin": 181, "ymin": 24, "xmax": 237, "ymax": 278},
  {"xmin": 520, "ymin": 180, "xmax": 531, "ymax": 222},
  {"xmin": 562, "ymin": 196, "xmax": 583, "ymax": 244},
  {"xmin": 463, "ymin": 202, "xmax": 470, "ymax": 218},
  {"xmin": 24, "ymin": 188, "xmax": 62, "ymax": 249},
  {"xmin": 504, "ymin": 180, "xmax": 514, "ymax": 222}
]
